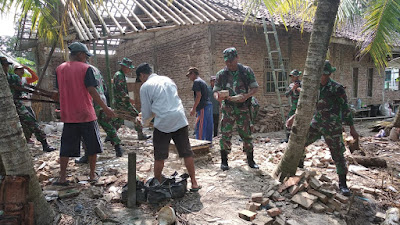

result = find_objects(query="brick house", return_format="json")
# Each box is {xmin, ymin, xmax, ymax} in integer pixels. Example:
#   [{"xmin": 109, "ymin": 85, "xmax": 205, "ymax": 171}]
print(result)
[{"xmin": 29, "ymin": 0, "xmax": 399, "ymax": 126}]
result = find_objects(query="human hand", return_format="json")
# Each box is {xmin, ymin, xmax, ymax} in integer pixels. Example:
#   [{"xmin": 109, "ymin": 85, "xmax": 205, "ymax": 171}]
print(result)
[
  {"xmin": 104, "ymin": 107, "xmax": 116, "ymax": 118},
  {"xmin": 286, "ymin": 114, "xmax": 296, "ymax": 128},
  {"xmin": 350, "ymin": 126, "xmax": 359, "ymax": 140},
  {"xmin": 190, "ymin": 108, "xmax": 195, "ymax": 117}
]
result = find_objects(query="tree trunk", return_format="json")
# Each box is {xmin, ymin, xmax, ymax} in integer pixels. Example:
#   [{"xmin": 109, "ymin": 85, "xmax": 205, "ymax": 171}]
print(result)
[
  {"xmin": 0, "ymin": 69, "xmax": 55, "ymax": 224},
  {"xmin": 274, "ymin": 0, "xmax": 341, "ymax": 180},
  {"xmin": 392, "ymin": 110, "xmax": 400, "ymax": 128}
]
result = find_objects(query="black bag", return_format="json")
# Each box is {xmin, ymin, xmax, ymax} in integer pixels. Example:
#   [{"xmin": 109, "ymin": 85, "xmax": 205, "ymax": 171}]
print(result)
[
  {"xmin": 145, "ymin": 178, "xmax": 171, "ymax": 204},
  {"xmin": 161, "ymin": 172, "xmax": 188, "ymax": 199},
  {"xmin": 121, "ymin": 179, "xmax": 147, "ymax": 204}
]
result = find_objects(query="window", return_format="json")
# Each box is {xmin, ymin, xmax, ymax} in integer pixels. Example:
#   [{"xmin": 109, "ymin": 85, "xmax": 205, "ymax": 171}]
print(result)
[
  {"xmin": 367, "ymin": 68, "xmax": 373, "ymax": 97},
  {"xmin": 264, "ymin": 58, "xmax": 290, "ymax": 94},
  {"xmin": 352, "ymin": 68, "xmax": 358, "ymax": 98}
]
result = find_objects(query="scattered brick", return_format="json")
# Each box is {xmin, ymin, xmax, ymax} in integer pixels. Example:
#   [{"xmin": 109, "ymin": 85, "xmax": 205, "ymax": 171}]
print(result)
[
  {"xmin": 318, "ymin": 174, "xmax": 332, "ymax": 183},
  {"xmin": 266, "ymin": 190, "xmax": 275, "ymax": 198},
  {"xmin": 261, "ymin": 198, "xmax": 270, "ymax": 206},
  {"xmin": 312, "ymin": 202, "xmax": 326, "ymax": 213},
  {"xmin": 267, "ymin": 207, "xmax": 282, "ymax": 217},
  {"xmin": 295, "ymin": 170, "xmax": 305, "ymax": 179},
  {"xmin": 278, "ymin": 176, "xmax": 301, "ymax": 192},
  {"xmin": 239, "ymin": 210, "xmax": 257, "ymax": 221},
  {"xmin": 308, "ymin": 189, "xmax": 328, "ymax": 204},
  {"xmin": 287, "ymin": 219, "xmax": 302, "ymax": 225},
  {"xmin": 273, "ymin": 216, "xmax": 286, "ymax": 225},
  {"xmin": 309, "ymin": 177, "xmax": 322, "ymax": 190},
  {"xmin": 253, "ymin": 214, "xmax": 274, "ymax": 225},
  {"xmin": 350, "ymin": 185, "xmax": 361, "ymax": 193},
  {"xmin": 319, "ymin": 188, "xmax": 336, "ymax": 198},
  {"xmin": 334, "ymin": 193, "xmax": 349, "ymax": 204},
  {"xmin": 246, "ymin": 202, "xmax": 258, "ymax": 212},
  {"xmin": 291, "ymin": 192, "xmax": 317, "ymax": 209},
  {"xmin": 289, "ymin": 185, "xmax": 300, "ymax": 196},
  {"xmin": 363, "ymin": 187, "xmax": 376, "ymax": 194},
  {"xmin": 251, "ymin": 193, "xmax": 263, "ymax": 203},
  {"xmin": 328, "ymin": 198, "xmax": 342, "ymax": 211}
]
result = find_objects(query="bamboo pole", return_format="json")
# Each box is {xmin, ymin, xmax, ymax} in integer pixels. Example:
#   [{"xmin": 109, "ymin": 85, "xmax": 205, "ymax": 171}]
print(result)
[
  {"xmin": 103, "ymin": 27, "xmax": 114, "ymax": 108},
  {"xmin": 170, "ymin": 0, "xmax": 203, "ymax": 23},
  {"xmin": 186, "ymin": 0, "xmax": 218, "ymax": 22},
  {"xmin": 110, "ymin": 0, "xmax": 138, "ymax": 32},
  {"xmin": 139, "ymin": 0, "xmax": 167, "ymax": 23},
  {"xmin": 119, "ymin": 0, "xmax": 148, "ymax": 30},
  {"xmin": 88, "ymin": 0, "xmax": 111, "ymax": 36},
  {"xmin": 84, "ymin": 9, "xmax": 101, "ymax": 39},
  {"xmin": 101, "ymin": 1, "xmax": 125, "ymax": 34},
  {"xmin": 133, "ymin": 0, "xmax": 160, "ymax": 24},
  {"xmin": 161, "ymin": 0, "xmax": 192, "ymax": 24},
  {"xmin": 180, "ymin": 0, "xmax": 210, "ymax": 22},
  {"xmin": 153, "ymin": 0, "xmax": 184, "ymax": 25}
]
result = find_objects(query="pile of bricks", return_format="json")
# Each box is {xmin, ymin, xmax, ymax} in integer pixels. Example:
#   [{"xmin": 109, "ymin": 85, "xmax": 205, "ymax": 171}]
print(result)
[
  {"xmin": 238, "ymin": 170, "xmax": 351, "ymax": 224},
  {"xmin": 253, "ymin": 106, "xmax": 288, "ymax": 133}
]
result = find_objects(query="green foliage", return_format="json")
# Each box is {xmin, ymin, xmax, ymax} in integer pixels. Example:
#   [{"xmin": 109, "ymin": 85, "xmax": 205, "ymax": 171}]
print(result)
[
  {"xmin": 360, "ymin": 0, "xmax": 400, "ymax": 69},
  {"xmin": 15, "ymin": 57, "xmax": 35, "ymax": 68}
]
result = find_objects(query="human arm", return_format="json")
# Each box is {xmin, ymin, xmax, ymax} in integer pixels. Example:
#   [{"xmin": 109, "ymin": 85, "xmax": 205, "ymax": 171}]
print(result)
[
  {"xmin": 338, "ymin": 86, "xmax": 358, "ymax": 139},
  {"xmin": 23, "ymin": 66, "xmax": 39, "ymax": 84},
  {"xmin": 88, "ymin": 87, "xmax": 115, "ymax": 118},
  {"xmin": 191, "ymin": 91, "xmax": 201, "ymax": 116},
  {"xmin": 140, "ymin": 85, "xmax": 154, "ymax": 127}
]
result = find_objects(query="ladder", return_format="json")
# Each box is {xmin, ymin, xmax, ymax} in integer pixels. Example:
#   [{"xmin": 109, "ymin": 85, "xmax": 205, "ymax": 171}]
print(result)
[{"xmin": 262, "ymin": 16, "xmax": 287, "ymax": 133}]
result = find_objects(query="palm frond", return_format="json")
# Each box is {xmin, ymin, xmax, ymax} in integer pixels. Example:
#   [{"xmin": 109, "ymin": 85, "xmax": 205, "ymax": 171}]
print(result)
[{"xmin": 360, "ymin": 0, "xmax": 400, "ymax": 69}]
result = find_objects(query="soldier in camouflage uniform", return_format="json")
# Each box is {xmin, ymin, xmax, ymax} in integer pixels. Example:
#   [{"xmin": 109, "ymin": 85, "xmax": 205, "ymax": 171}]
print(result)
[
  {"xmin": 283, "ymin": 69, "xmax": 302, "ymax": 142},
  {"xmin": 289, "ymin": 61, "xmax": 358, "ymax": 196},
  {"xmin": 112, "ymin": 58, "xmax": 150, "ymax": 140},
  {"xmin": 1, "ymin": 56, "xmax": 55, "ymax": 152},
  {"xmin": 76, "ymin": 65, "xmax": 124, "ymax": 163},
  {"xmin": 213, "ymin": 47, "xmax": 259, "ymax": 171}
]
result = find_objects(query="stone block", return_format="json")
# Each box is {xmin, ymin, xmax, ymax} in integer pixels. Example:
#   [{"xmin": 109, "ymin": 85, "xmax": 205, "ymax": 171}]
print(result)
[
  {"xmin": 251, "ymin": 193, "xmax": 263, "ymax": 203},
  {"xmin": 267, "ymin": 207, "xmax": 282, "ymax": 217},
  {"xmin": 334, "ymin": 193, "xmax": 349, "ymax": 204},
  {"xmin": 307, "ymin": 189, "xmax": 328, "ymax": 204},
  {"xmin": 239, "ymin": 210, "xmax": 257, "ymax": 221}
]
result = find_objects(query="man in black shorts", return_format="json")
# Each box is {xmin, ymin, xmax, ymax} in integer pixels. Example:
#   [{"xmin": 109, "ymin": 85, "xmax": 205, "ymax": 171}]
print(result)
[
  {"xmin": 54, "ymin": 42, "xmax": 115, "ymax": 185},
  {"xmin": 137, "ymin": 63, "xmax": 201, "ymax": 191}
]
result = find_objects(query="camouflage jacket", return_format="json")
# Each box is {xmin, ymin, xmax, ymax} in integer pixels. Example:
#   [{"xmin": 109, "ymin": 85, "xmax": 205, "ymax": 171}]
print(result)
[
  {"xmin": 311, "ymin": 78, "xmax": 353, "ymax": 128},
  {"xmin": 285, "ymin": 81, "xmax": 301, "ymax": 105},
  {"xmin": 7, "ymin": 72, "xmax": 23, "ymax": 104},
  {"xmin": 213, "ymin": 63, "xmax": 259, "ymax": 101},
  {"xmin": 113, "ymin": 70, "xmax": 130, "ymax": 109},
  {"xmin": 91, "ymin": 65, "xmax": 107, "ymax": 105}
]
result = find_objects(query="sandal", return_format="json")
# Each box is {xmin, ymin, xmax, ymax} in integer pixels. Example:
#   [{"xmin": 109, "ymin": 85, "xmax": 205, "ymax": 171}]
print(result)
[
  {"xmin": 190, "ymin": 185, "xmax": 202, "ymax": 192},
  {"xmin": 53, "ymin": 179, "xmax": 70, "ymax": 186}
]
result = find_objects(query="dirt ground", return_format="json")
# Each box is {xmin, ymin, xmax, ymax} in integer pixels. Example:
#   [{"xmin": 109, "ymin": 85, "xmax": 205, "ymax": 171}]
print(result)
[{"xmin": 30, "ymin": 120, "xmax": 400, "ymax": 225}]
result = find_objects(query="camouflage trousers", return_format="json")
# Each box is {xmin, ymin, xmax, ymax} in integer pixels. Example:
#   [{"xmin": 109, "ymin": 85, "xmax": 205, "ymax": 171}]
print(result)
[
  {"xmin": 220, "ymin": 104, "xmax": 253, "ymax": 154},
  {"xmin": 113, "ymin": 102, "xmax": 143, "ymax": 134},
  {"xmin": 305, "ymin": 124, "xmax": 347, "ymax": 175},
  {"xmin": 16, "ymin": 102, "xmax": 46, "ymax": 143},
  {"xmin": 95, "ymin": 105, "xmax": 121, "ymax": 145}
]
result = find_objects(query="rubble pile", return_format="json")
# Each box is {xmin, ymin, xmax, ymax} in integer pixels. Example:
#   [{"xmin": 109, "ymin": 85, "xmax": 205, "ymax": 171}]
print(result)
[
  {"xmin": 237, "ymin": 170, "xmax": 359, "ymax": 225},
  {"xmin": 253, "ymin": 106, "xmax": 289, "ymax": 133}
]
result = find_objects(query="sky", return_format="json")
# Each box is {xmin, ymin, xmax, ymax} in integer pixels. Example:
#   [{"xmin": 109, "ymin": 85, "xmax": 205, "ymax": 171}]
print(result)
[{"xmin": 0, "ymin": 8, "xmax": 17, "ymax": 37}]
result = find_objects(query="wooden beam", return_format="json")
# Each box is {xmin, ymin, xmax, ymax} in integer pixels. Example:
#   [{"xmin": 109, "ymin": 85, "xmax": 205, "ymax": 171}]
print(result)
[
  {"xmin": 187, "ymin": 0, "xmax": 218, "ymax": 21},
  {"xmin": 139, "ymin": 0, "xmax": 167, "ymax": 23},
  {"xmin": 88, "ymin": 0, "xmax": 111, "ymax": 36},
  {"xmin": 166, "ymin": 0, "xmax": 200, "ymax": 24},
  {"xmin": 153, "ymin": 0, "xmax": 185, "ymax": 25},
  {"xmin": 119, "ymin": 0, "xmax": 147, "ymax": 30},
  {"xmin": 180, "ymin": 0, "xmax": 210, "ymax": 22},
  {"xmin": 83, "ymin": 9, "xmax": 101, "ymax": 39},
  {"xmin": 133, "ymin": 0, "xmax": 160, "ymax": 24},
  {"xmin": 110, "ymin": 0, "xmax": 139, "ymax": 32},
  {"xmin": 100, "ymin": 1, "xmax": 125, "ymax": 35}
]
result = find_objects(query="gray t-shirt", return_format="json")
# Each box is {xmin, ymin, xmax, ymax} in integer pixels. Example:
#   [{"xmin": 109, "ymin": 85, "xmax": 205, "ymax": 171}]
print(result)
[{"xmin": 192, "ymin": 77, "xmax": 211, "ymax": 111}]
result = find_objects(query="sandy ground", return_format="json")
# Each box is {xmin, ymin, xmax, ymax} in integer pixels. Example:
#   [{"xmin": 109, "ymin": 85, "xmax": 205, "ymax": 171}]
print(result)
[{"xmin": 30, "ymin": 120, "xmax": 400, "ymax": 225}]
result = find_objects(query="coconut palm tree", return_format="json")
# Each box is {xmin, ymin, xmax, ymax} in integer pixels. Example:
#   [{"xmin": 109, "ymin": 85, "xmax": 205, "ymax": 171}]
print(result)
[
  {"xmin": 0, "ymin": 67, "xmax": 55, "ymax": 223},
  {"xmin": 244, "ymin": 0, "xmax": 400, "ymax": 179}
]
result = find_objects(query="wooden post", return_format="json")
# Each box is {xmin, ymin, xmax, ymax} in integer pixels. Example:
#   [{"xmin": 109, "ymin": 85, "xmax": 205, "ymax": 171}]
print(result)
[{"xmin": 127, "ymin": 152, "xmax": 137, "ymax": 208}]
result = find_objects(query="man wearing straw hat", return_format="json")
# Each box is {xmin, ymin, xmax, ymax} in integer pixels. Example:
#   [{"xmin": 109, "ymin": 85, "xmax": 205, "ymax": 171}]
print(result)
[
  {"xmin": 1, "ymin": 56, "xmax": 56, "ymax": 152},
  {"xmin": 111, "ymin": 57, "xmax": 150, "ymax": 140}
]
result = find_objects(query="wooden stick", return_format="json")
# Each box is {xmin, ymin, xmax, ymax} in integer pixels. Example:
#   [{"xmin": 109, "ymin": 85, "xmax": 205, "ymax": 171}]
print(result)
[
  {"xmin": 15, "ymin": 98, "xmax": 58, "ymax": 104},
  {"xmin": 127, "ymin": 152, "xmax": 137, "ymax": 208}
]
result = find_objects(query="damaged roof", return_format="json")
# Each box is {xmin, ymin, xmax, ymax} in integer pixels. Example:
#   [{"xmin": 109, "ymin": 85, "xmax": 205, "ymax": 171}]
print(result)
[{"xmin": 15, "ymin": 0, "xmax": 385, "ymax": 54}]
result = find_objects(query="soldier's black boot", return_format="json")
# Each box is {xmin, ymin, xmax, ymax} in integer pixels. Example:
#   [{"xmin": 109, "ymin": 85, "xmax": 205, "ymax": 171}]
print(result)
[
  {"xmin": 75, "ymin": 155, "xmax": 88, "ymax": 164},
  {"xmin": 246, "ymin": 151, "xmax": 259, "ymax": 169},
  {"xmin": 42, "ymin": 141, "xmax": 56, "ymax": 152},
  {"xmin": 115, "ymin": 144, "xmax": 124, "ymax": 157},
  {"xmin": 338, "ymin": 174, "xmax": 351, "ymax": 196},
  {"xmin": 220, "ymin": 151, "xmax": 230, "ymax": 171},
  {"xmin": 298, "ymin": 157, "xmax": 304, "ymax": 168}
]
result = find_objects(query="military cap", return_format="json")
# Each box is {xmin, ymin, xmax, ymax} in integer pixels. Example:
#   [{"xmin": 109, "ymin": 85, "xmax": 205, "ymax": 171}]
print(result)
[
  {"xmin": 68, "ymin": 42, "xmax": 93, "ymax": 57},
  {"xmin": 223, "ymin": 47, "xmax": 238, "ymax": 62},
  {"xmin": 323, "ymin": 60, "xmax": 336, "ymax": 75},
  {"xmin": 119, "ymin": 57, "xmax": 135, "ymax": 69},
  {"xmin": 289, "ymin": 69, "xmax": 302, "ymax": 77}
]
